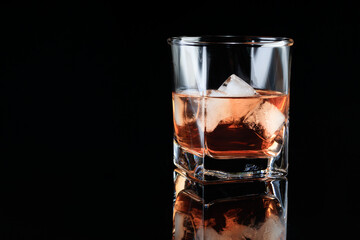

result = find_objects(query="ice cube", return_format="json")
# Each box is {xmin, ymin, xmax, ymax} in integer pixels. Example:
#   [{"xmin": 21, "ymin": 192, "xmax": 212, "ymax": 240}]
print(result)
[
  {"xmin": 173, "ymin": 89, "xmax": 201, "ymax": 127},
  {"xmin": 205, "ymin": 96, "xmax": 260, "ymax": 132},
  {"xmin": 205, "ymin": 90, "xmax": 231, "ymax": 132},
  {"xmin": 204, "ymin": 76, "xmax": 259, "ymax": 132},
  {"xmin": 218, "ymin": 74, "xmax": 258, "ymax": 97},
  {"xmin": 205, "ymin": 96, "xmax": 231, "ymax": 133},
  {"xmin": 243, "ymin": 101, "xmax": 285, "ymax": 139}
]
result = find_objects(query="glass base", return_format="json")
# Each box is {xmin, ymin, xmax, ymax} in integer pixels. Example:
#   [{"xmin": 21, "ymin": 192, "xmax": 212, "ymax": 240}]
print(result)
[{"xmin": 173, "ymin": 139, "xmax": 287, "ymax": 181}]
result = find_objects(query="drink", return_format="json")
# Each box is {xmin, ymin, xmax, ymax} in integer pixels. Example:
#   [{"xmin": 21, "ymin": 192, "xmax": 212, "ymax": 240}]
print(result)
[
  {"xmin": 169, "ymin": 36, "xmax": 293, "ymax": 179},
  {"xmin": 172, "ymin": 89, "xmax": 289, "ymax": 159}
]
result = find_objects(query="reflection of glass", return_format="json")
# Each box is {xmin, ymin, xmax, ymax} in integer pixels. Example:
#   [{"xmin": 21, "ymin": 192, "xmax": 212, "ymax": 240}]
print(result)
[
  {"xmin": 168, "ymin": 36, "xmax": 293, "ymax": 180},
  {"xmin": 173, "ymin": 169, "xmax": 287, "ymax": 240}
]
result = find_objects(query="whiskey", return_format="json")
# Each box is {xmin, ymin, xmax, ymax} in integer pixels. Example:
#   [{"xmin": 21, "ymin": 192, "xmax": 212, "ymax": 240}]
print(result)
[{"xmin": 172, "ymin": 89, "xmax": 289, "ymax": 159}]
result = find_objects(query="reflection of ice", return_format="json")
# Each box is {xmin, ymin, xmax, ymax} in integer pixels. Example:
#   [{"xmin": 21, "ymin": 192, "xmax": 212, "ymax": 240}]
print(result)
[
  {"xmin": 196, "ymin": 215, "xmax": 285, "ymax": 240},
  {"xmin": 174, "ymin": 212, "xmax": 195, "ymax": 240},
  {"xmin": 244, "ymin": 101, "xmax": 285, "ymax": 139}
]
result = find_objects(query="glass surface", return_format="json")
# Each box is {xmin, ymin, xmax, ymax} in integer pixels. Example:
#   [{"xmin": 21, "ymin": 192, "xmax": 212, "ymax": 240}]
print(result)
[
  {"xmin": 169, "ymin": 35, "xmax": 293, "ymax": 180},
  {"xmin": 173, "ymin": 169, "xmax": 288, "ymax": 239}
]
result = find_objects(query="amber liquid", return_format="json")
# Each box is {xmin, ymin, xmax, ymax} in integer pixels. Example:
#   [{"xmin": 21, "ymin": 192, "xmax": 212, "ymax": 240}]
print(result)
[{"xmin": 172, "ymin": 90, "xmax": 289, "ymax": 158}]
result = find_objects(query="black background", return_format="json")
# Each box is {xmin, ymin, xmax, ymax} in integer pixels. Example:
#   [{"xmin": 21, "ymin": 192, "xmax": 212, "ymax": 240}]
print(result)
[{"xmin": 0, "ymin": 1, "xmax": 359, "ymax": 239}]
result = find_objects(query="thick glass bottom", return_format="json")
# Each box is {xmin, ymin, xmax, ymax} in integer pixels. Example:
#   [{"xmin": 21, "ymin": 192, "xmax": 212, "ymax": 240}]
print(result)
[{"xmin": 173, "ymin": 139, "xmax": 287, "ymax": 181}]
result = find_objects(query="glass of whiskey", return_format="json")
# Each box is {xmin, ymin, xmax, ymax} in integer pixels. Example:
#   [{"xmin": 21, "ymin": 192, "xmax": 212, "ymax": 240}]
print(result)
[{"xmin": 168, "ymin": 36, "xmax": 294, "ymax": 180}]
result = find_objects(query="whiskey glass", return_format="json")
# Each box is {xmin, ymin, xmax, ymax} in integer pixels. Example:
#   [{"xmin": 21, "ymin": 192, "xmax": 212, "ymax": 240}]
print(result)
[{"xmin": 168, "ymin": 36, "xmax": 293, "ymax": 180}]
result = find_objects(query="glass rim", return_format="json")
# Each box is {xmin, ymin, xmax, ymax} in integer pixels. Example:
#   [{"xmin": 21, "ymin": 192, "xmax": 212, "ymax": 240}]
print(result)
[{"xmin": 167, "ymin": 35, "xmax": 294, "ymax": 47}]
